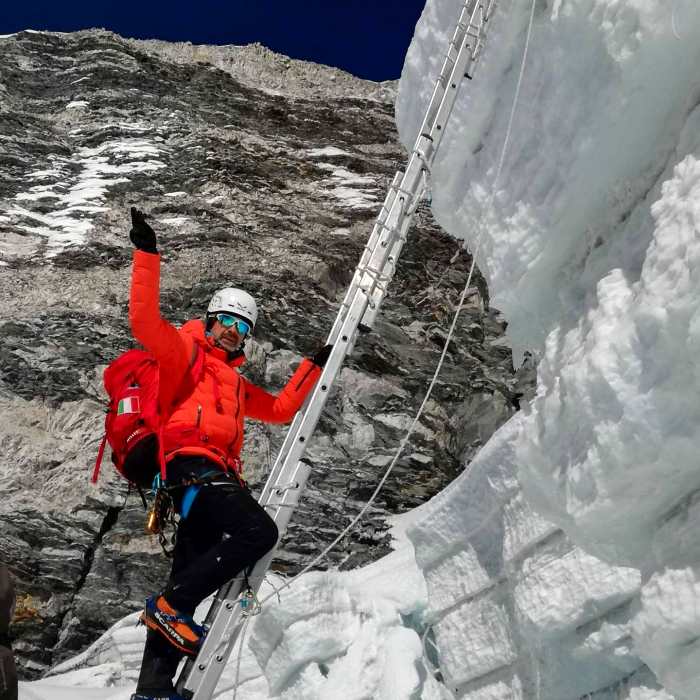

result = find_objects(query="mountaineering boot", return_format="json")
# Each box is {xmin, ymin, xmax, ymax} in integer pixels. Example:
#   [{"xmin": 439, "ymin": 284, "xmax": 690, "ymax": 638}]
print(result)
[
  {"xmin": 139, "ymin": 594, "xmax": 205, "ymax": 656},
  {"xmin": 130, "ymin": 693, "xmax": 185, "ymax": 700}
]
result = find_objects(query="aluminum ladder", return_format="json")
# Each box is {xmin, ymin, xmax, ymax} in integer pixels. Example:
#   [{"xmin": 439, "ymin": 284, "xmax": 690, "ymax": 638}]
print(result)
[{"xmin": 177, "ymin": 2, "xmax": 497, "ymax": 697}]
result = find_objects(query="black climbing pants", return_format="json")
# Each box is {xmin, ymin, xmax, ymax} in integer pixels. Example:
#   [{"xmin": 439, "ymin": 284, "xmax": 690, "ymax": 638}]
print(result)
[{"xmin": 136, "ymin": 456, "xmax": 278, "ymax": 694}]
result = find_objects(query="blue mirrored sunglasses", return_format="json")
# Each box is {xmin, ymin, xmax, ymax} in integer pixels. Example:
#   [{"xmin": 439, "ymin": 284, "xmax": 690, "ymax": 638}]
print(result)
[{"xmin": 215, "ymin": 313, "xmax": 251, "ymax": 336}]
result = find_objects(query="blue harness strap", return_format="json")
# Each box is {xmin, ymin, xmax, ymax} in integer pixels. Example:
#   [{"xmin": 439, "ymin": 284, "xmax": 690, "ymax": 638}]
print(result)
[{"xmin": 180, "ymin": 485, "xmax": 201, "ymax": 519}]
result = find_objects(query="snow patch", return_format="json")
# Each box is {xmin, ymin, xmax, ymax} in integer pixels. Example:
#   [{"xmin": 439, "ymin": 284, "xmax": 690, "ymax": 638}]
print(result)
[
  {"xmin": 158, "ymin": 217, "xmax": 189, "ymax": 226},
  {"xmin": 307, "ymin": 146, "xmax": 351, "ymax": 158},
  {"xmin": 2, "ymin": 137, "xmax": 166, "ymax": 257}
]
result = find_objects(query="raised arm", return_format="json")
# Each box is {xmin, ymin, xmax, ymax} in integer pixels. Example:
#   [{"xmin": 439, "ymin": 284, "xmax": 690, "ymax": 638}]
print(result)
[{"xmin": 128, "ymin": 208, "xmax": 191, "ymax": 410}]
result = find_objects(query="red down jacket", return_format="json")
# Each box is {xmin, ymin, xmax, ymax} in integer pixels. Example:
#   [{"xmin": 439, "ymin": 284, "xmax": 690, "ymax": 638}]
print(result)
[{"xmin": 129, "ymin": 250, "xmax": 321, "ymax": 474}]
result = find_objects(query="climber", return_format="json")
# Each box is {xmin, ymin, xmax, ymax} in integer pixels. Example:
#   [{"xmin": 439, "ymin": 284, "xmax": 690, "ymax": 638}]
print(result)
[
  {"xmin": 127, "ymin": 208, "xmax": 331, "ymax": 700},
  {"xmin": 0, "ymin": 564, "xmax": 17, "ymax": 700}
]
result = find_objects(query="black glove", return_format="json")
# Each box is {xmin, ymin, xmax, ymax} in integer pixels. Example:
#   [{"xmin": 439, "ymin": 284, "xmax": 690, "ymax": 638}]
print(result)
[
  {"xmin": 311, "ymin": 344, "xmax": 333, "ymax": 368},
  {"xmin": 129, "ymin": 207, "xmax": 157, "ymax": 253}
]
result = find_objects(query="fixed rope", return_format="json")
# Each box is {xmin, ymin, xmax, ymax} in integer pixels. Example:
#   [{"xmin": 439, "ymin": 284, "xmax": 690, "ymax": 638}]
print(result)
[
  {"xmin": 208, "ymin": 0, "xmax": 539, "ymax": 692},
  {"xmin": 259, "ymin": 0, "xmax": 537, "ymax": 611},
  {"xmin": 210, "ymin": 0, "xmax": 539, "ymax": 686}
]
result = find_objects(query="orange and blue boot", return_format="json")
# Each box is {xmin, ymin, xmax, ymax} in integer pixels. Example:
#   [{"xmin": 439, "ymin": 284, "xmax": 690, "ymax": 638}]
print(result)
[{"xmin": 140, "ymin": 594, "xmax": 206, "ymax": 656}]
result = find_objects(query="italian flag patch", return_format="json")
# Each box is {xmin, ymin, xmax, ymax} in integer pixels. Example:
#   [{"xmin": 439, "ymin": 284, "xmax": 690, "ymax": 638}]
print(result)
[{"xmin": 117, "ymin": 396, "xmax": 140, "ymax": 415}]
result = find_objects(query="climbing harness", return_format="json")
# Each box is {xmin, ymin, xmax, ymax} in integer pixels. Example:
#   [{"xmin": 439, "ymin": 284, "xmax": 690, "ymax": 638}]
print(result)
[
  {"xmin": 145, "ymin": 475, "xmax": 178, "ymax": 556},
  {"xmin": 177, "ymin": 2, "xmax": 499, "ymax": 698},
  {"xmin": 145, "ymin": 469, "xmax": 244, "ymax": 556}
]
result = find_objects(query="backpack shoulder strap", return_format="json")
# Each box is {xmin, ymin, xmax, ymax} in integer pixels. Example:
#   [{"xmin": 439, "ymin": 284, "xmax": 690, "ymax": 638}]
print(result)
[
  {"xmin": 168, "ymin": 342, "xmax": 205, "ymax": 411},
  {"xmin": 90, "ymin": 434, "xmax": 109, "ymax": 484}
]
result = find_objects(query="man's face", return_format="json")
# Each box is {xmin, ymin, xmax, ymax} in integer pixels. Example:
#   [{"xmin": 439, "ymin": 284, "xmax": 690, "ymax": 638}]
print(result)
[
  {"xmin": 211, "ymin": 320, "xmax": 243, "ymax": 352},
  {"xmin": 210, "ymin": 313, "xmax": 251, "ymax": 352}
]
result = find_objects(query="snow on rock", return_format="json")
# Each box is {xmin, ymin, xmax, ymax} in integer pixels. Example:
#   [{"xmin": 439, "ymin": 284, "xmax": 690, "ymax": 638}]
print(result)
[
  {"xmin": 398, "ymin": 0, "xmax": 700, "ymax": 698},
  {"xmin": 306, "ymin": 147, "xmax": 352, "ymax": 158},
  {"xmin": 4, "ymin": 136, "xmax": 166, "ymax": 256}
]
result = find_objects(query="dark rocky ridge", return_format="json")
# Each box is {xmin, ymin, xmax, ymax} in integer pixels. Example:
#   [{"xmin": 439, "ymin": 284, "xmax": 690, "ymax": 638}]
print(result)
[{"xmin": 0, "ymin": 29, "xmax": 534, "ymax": 676}]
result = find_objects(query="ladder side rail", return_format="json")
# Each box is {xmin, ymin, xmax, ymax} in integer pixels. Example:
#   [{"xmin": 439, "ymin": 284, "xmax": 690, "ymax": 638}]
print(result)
[
  {"xmin": 414, "ymin": 0, "xmax": 481, "ymax": 145},
  {"xmin": 358, "ymin": 0, "xmax": 496, "ymax": 335},
  {"xmin": 357, "ymin": 175, "xmax": 427, "ymax": 332},
  {"xmin": 416, "ymin": 0, "xmax": 493, "ymax": 158},
  {"xmin": 359, "ymin": 221, "xmax": 411, "ymax": 332},
  {"xmin": 358, "ymin": 144, "xmax": 438, "ymax": 330},
  {"xmin": 426, "ymin": 1, "xmax": 492, "ymax": 154}
]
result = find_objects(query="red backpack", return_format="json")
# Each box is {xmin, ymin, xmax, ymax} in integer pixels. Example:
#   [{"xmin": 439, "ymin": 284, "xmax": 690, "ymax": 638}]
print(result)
[{"xmin": 91, "ymin": 346, "xmax": 204, "ymax": 488}]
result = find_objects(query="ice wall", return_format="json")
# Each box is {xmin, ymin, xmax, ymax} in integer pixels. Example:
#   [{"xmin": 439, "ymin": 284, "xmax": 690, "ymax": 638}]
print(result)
[
  {"xmin": 397, "ymin": 0, "xmax": 700, "ymax": 698},
  {"xmin": 407, "ymin": 414, "xmax": 651, "ymax": 698}
]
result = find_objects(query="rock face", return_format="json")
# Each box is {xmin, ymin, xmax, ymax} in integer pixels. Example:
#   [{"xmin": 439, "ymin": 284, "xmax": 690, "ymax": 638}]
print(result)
[
  {"xmin": 127, "ymin": 39, "xmax": 397, "ymax": 102},
  {"xmin": 0, "ymin": 30, "xmax": 529, "ymax": 677}
]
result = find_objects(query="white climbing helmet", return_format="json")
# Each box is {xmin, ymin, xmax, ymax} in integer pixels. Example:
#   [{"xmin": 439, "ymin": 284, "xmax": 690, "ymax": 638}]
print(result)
[{"xmin": 207, "ymin": 287, "xmax": 258, "ymax": 330}]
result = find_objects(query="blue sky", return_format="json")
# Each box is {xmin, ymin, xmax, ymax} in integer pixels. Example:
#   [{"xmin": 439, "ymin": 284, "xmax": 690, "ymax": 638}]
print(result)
[{"xmin": 0, "ymin": 0, "xmax": 427, "ymax": 81}]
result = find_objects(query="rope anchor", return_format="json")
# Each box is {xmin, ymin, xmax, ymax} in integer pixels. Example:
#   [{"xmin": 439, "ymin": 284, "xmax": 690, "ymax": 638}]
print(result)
[{"xmin": 239, "ymin": 588, "xmax": 261, "ymax": 616}]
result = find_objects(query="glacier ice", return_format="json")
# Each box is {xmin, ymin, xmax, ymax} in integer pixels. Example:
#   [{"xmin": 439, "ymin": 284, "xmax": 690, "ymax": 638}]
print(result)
[{"xmin": 397, "ymin": 0, "xmax": 700, "ymax": 698}]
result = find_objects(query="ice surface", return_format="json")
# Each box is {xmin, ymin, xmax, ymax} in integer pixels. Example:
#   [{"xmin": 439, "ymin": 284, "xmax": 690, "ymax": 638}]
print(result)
[
  {"xmin": 22, "ymin": 541, "xmax": 427, "ymax": 700},
  {"xmin": 397, "ymin": 0, "xmax": 700, "ymax": 697}
]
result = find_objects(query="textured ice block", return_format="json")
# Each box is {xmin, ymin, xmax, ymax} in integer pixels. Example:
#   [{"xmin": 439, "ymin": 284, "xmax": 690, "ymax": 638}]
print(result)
[{"xmin": 434, "ymin": 593, "xmax": 517, "ymax": 687}]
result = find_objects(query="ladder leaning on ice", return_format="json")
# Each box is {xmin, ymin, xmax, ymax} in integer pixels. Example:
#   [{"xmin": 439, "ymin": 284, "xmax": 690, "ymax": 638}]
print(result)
[{"xmin": 176, "ymin": 2, "xmax": 498, "ymax": 698}]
